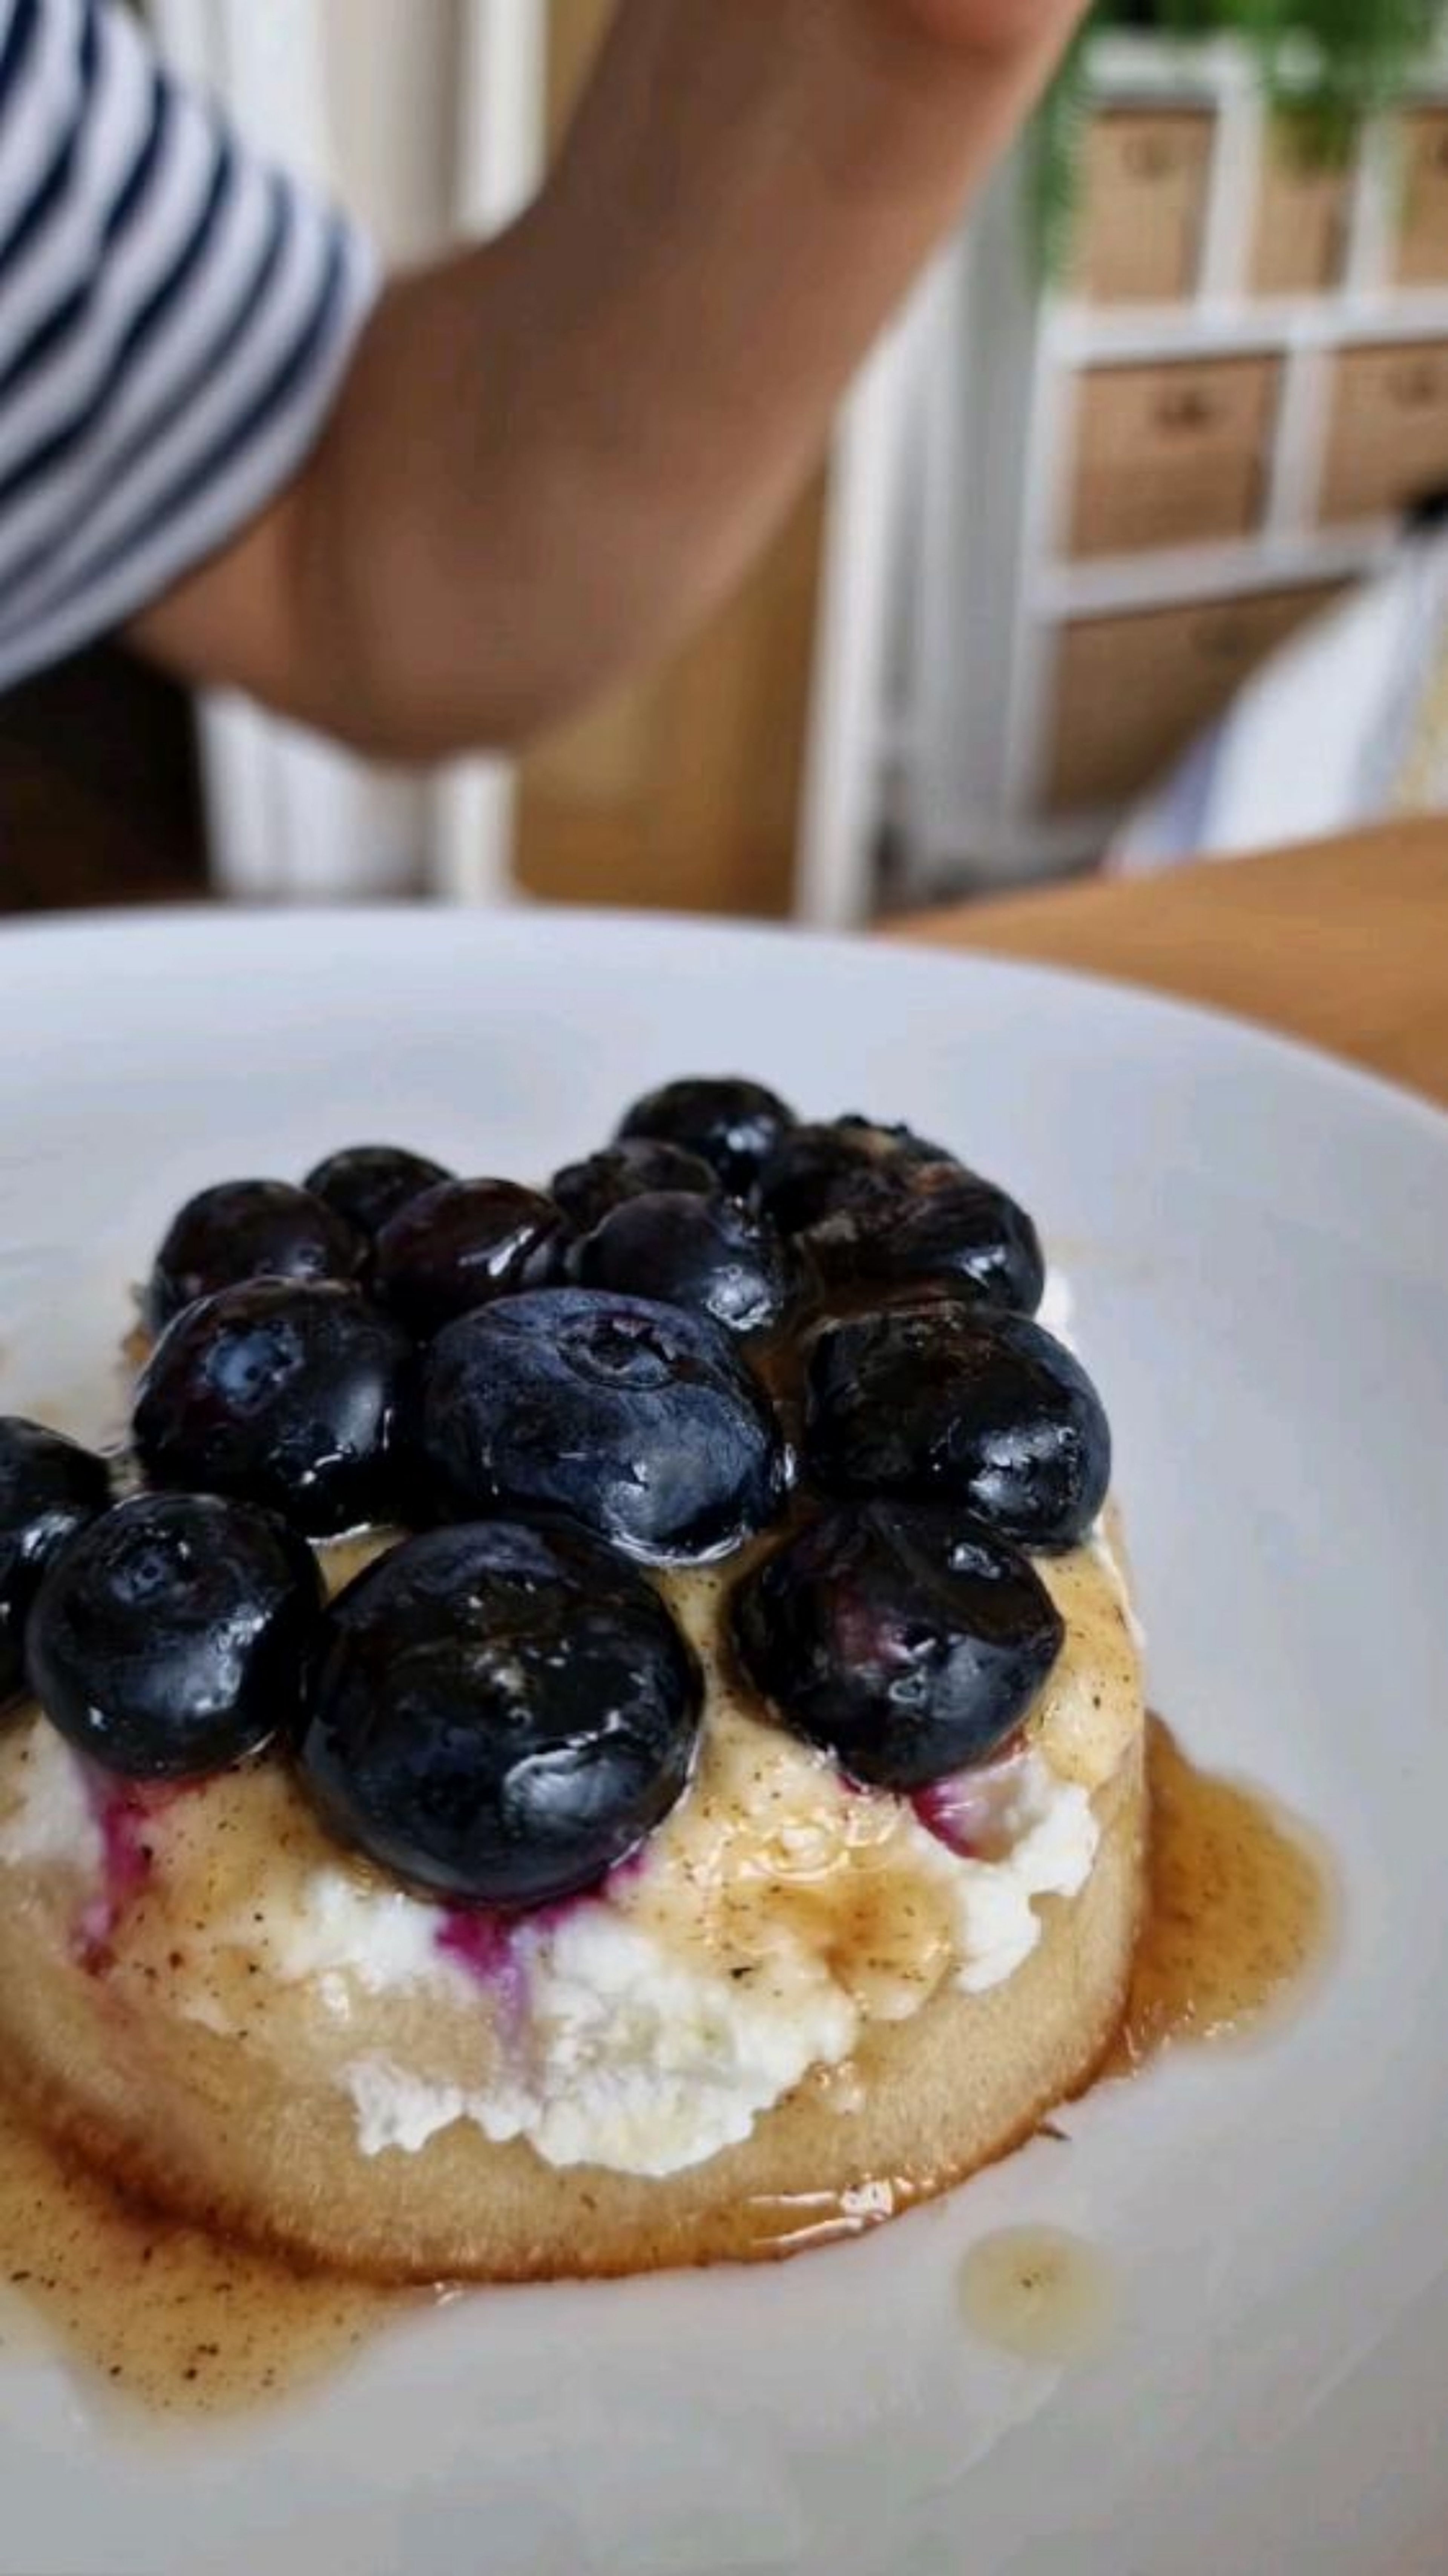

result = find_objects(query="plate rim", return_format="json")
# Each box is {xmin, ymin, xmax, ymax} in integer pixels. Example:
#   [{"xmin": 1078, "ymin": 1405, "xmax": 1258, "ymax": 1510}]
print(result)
[
  {"xmin": 0, "ymin": 898, "xmax": 1443, "ymax": 2572},
  {"xmin": 3, "ymin": 897, "xmax": 1445, "ymax": 1162}
]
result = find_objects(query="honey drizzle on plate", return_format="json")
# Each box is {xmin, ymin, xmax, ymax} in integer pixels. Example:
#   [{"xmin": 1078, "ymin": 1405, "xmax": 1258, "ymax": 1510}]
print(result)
[
  {"xmin": 953, "ymin": 1723, "xmax": 1333, "ymax": 2365},
  {"xmin": 1109, "ymin": 1715, "xmax": 1334, "ymax": 2074},
  {"xmin": 0, "ymin": 2085, "xmax": 409, "ymax": 2419},
  {"xmin": 957, "ymin": 2225, "xmax": 1119, "ymax": 2365},
  {"xmin": 0, "ymin": 1717, "xmax": 1331, "ymax": 2418}
]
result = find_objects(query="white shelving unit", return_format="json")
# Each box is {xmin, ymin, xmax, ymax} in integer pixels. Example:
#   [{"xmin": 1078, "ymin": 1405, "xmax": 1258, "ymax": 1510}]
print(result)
[{"xmin": 844, "ymin": 33, "xmax": 1448, "ymax": 901}]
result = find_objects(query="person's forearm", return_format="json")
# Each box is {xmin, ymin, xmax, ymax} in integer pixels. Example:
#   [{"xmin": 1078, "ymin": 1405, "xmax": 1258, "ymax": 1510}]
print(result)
[{"xmin": 132, "ymin": 0, "xmax": 1082, "ymax": 756}]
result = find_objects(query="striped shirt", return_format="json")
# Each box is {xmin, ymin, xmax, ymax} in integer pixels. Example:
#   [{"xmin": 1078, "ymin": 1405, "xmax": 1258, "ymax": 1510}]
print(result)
[{"xmin": 0, "ymin": 0, "xmax": 376, "ymax": 690}]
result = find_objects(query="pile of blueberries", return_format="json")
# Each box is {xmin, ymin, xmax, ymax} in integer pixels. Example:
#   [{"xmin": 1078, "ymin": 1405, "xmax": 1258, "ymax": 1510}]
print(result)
[{"xmin": 0, "ymin": 1080, "xmax": 1112, "ymax": 1911}]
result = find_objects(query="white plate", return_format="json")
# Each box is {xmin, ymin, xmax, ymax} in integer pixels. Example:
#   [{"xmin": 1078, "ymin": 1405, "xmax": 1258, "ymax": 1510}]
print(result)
[{"xmin": 0, "ymin": 906, "xmax": 1443, "ymax": 2576}]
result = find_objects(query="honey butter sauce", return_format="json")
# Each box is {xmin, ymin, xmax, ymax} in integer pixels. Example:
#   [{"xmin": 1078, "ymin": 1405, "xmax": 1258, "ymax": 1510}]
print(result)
[
  {"xmin": 0, "ymin": 1527, "xmax": 1329, "ymax": 2416},
  {"xmin": 957, "ymin": 1719, "xmax": 1334, "ymax": 2367},
  {"xmin": 0, "ymin": 2085, "xmax": 406, "ymax": 2418},
  {"xmin": 630, "ymin": 1534, "xmax": 1143, "ymax": 2022},
  {"xmin": 1111, "ymin": 1715, "xmax": 1335, "ymax": 2072},
  {"xmin": 959, "ymin": 2224, "xmax": 1119, "ymax": 2365},
  {"xmin": 644, "ymin": 1566, "xmax": 960, "ymax": 2017}
]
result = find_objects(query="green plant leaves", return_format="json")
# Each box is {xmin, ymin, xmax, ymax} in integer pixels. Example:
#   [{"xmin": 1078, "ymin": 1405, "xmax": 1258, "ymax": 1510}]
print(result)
[{"xmin": 1033, "ymin": 0, "xmax": 1448, "ymax": 272}]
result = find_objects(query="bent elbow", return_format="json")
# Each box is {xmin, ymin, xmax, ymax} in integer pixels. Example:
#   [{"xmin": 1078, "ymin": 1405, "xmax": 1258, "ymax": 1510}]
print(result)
[{"xmin": 313, "ymin": 635, "xmax": 631, "ymax": 767}]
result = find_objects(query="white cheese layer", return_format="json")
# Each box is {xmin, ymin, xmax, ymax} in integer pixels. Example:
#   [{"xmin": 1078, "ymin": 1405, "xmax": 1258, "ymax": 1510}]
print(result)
[{"xmin": 293, "ymin": 1748, "xmax": 1098, "ymax": 2179}]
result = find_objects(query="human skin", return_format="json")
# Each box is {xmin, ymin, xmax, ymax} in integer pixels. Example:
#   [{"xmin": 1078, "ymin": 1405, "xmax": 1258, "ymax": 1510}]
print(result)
[{"xmin": 130, "ymin": 0, "xmax": 1084, "ymax": 759}]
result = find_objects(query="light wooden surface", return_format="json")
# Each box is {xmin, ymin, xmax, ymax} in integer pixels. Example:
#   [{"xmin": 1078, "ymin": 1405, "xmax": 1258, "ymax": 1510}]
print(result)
[{"xmin": 897, "ymin": 819, "xmax": 1448, "ymax": 1106}]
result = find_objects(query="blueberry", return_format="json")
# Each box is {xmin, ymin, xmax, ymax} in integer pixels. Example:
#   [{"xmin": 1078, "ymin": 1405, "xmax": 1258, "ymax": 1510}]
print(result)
[
  {"xmin": 0, "ymin": 1420, "xmax": 112, "ymax": 1702},
  {"xmin": 570, "ymin": 1191, "xmax": 797, "ymax": 1338},
  {"xmin": 146, "ymin": 1180, "xmax": 365, "ymax": 1332},
  {"xmin": 732, "ymin": 1502, "xmax": 1063, "ymax": 1789},
  {"xmin": 421, "ymin": 1288, "xmax": 787, "ymax": 1563},
  {"xmin": 299, "ymin": 1521, "xmax": 701, "ymax": 1907},
  {"xmin": 133, "ymin": 1280, "xmax": 412, "ymax": 1538},
  {"xmin": 806, "ymin": 1163, "xmax": 1044, "ymax": 1315},
  {"xmin": 805, "ymin": 1304, "xmax": 1111, "ymax": 1552},
  {"xmin": 304, "ymin": 1145, "xmax": 453, "ymax": 1243},
  {"xmin": 373, "ymin": 1178, "xmax": 566, "ymax": 1338},
  {"xmin": 27, "ymin": 1493, "xmax": 321, "ymax": 1780},
  {"xmin": 759, "ymin": 1116, "xmax": 954, "ymax": 1237},
  {"xmin": 550, "ymin": 1139, "xmax": 718, "ymax": 1234},
  {"xmin": 617, "ymin": 1077, "xmax": 796, "ymax": 1194}
]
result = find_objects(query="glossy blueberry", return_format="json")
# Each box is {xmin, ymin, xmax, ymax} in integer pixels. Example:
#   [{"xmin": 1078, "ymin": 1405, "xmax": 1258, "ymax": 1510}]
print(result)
[
  {"xmin": 732, "ymin": 1501, "xmax": 1063, "ymax": 1790},
  {"xmin": 146, "ymin": 1180, "xmax": 365, "ymax": 1332},
  {"xmin": 304, "ymin": 1144, "xmax": 453, "ymax": 1243},
  {"xmin": 421, "ymin": 1287, "xmax": 787, "ymax": 1563},
  {"xmin": 805, "ymin": 1163, "xmax": 1044, "ymax": 1315},
  {"xmin": 27, "ymin": 1493, "xmax": 321, "ymax": 1780},
  {"xmin": 758, "ymin": 1116, "xmax": 954, "ymax": 1238},
  {"xmin": 805, "ymin": 1303, "xmax": 1111, "ymax": 1553},
  {"xmin": 133, "ymin": 1280, "xmax": 413, "ymax": 1537},
  {"xmin": 373, "ymin": 1177, "xmax": 566, "ymax": 1338},
  {"xmin": 0, "ymin": 1420, "xmax": 112, "ymax": 1703},
  {"xmin": 617, "ymin": 1076, "xmax": 796, "ymax": 1194},
  {"xmin": 570, "ymin": 1191, "xmax": 797, "ymax": 1338},
  {"xmin": 299, "ymin": 1520, "xmax": 701, "ymax": 1907},
  {"xmin": 549, "ymin": 1138, "xmax": 718, "ymax": 1234}
]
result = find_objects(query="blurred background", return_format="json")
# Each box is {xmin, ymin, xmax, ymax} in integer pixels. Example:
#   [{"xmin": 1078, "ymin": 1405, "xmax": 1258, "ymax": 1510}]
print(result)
[{"xmin": 9, "ymin": 0, "xmax": 1448, "ymax": 926}]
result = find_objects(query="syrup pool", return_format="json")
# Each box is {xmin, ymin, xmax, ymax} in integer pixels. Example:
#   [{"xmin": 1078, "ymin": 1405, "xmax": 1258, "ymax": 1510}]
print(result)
[
  {"xmin": 955, "ymin": 1718, "xmax": 1334, "ymax": 2366},
  {"xmin": 958, "ymin": 2224, "xmax": 1119, "ymax": 2365},
  {"xmin": 0, "ymin": 2087, "xmax": 413, "ymax": 2419},
  {"xmin": 0, "ymin": 1718, "xmax": 1333, "ymax": 2418},
  {"xmin": 1109, "ymin": 1714, "xmax": 1335, "ymax": 2073}
]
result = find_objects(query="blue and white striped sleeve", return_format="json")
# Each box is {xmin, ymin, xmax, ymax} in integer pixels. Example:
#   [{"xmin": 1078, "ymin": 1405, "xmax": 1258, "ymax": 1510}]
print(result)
[{"xmin": 0, "ymin": 0, "xmax": 378, "ymax": 690}]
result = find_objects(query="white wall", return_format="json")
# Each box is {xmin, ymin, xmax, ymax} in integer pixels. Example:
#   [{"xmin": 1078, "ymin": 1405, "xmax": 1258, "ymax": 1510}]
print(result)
[
  {"xmin": 323, "ymin": 0, "xmax": 465, "ymax": 261},
  {"xmin": 145, "ymin": 0, "xmax": 531, "ymax": 902}
]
